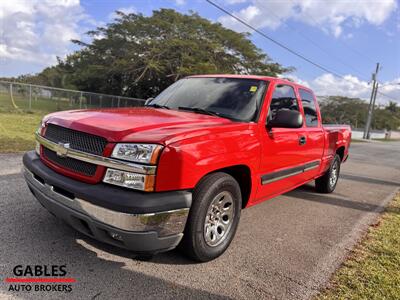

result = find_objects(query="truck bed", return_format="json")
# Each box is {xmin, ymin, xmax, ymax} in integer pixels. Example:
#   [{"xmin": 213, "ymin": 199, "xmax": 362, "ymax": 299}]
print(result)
[{"xmin": 322, "ymin": 124, "xmax": 351, "ymax": 164}]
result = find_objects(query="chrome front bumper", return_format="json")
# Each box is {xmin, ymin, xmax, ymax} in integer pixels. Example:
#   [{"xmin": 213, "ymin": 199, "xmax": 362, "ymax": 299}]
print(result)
[{"xmin": 24, "ymin": 168, "xmax": 189, "ymax": 237}]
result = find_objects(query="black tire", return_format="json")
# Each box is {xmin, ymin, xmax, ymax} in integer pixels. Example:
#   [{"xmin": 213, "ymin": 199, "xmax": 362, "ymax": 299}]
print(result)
[
  {"xmin": 315, "ymin": 154, "xmax": 341, "ymax": 193},
  {"xmin": 180, "ymin": 172, "xmax": 242, "ymax": 262},
  {"xmin": 135, "ymin": 254, "xmax": 154, "ymax": 261}
]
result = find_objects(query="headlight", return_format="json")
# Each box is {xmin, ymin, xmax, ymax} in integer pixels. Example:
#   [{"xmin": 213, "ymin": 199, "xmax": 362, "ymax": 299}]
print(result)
[
  {"xmin": 37, "ymin": 119, "xmax": 46, "ymax": 134},
  {"xmin": 35, "ymin": 141, "xmax": 41, "ymax": 155},
  {"xmin": 35, "ymin": 119, "xmax": 46, "ymax": 155},
  {"xmin": 103, "ymin": 168, "xmax": 155, "ymax": 191},
  {"xmin": 111, "ymin": 143, "xmax": 162, "ymax": 164}
]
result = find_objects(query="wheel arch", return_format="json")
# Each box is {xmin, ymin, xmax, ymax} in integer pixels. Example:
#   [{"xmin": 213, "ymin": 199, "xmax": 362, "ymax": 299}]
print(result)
[
  {"xmin": 196, "ymin": 165, "xmax": 252, "ymax": 209},
  {"xmin": 336, "ymin": 146, "xmax": 346, "ymax": 161}
]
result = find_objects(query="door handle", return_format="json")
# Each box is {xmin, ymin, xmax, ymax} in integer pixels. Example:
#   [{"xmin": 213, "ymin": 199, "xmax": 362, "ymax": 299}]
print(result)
[{"xmin": 299, "ymin": 136, "xmax": 307, "ymax": 145}]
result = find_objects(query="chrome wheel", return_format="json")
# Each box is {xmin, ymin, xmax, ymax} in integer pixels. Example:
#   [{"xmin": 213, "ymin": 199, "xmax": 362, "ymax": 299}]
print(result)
[
  {"xmin": 329, "ymin": 160, "xmax": 339, "ymax": 187},
  {"xmin": 204, "ymin": 191, "xmax": 235, "ymax": 247}
]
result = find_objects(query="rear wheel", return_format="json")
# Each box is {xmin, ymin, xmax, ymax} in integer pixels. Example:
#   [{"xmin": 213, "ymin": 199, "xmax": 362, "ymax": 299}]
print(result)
[
  {"xmin": 315, "ymin": 154, "xmax": 341, "ymax": 193},
  {"xmin": 180, "ymin": 172, "xmax": 242, "ymax": 262}
]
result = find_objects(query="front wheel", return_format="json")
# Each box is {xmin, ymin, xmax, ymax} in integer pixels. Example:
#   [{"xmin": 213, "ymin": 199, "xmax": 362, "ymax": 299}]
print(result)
[
  {"xmin": 180, "ymin": 172, "xmax": 242, "ymax": 262},
  {"xmin": 315, "ymin": 154, "xmax": 341, "ymax": 193}
]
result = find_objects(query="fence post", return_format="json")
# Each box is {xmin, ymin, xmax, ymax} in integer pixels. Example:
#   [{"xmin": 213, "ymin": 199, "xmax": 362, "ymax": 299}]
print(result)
[
  {"xmin": 29, "ymin": 84, "xmax": 32, "ymax": 110},
  {"xmin": 9, "ymin": 83, "xmax": 16, "ymax": 109},
  {"xmin": 80, "ymin": 92, "xmax": 83, "ymax": 109}
]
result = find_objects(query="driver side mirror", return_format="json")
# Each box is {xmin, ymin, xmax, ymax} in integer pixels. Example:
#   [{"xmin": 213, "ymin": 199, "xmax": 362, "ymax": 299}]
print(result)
[
  {"xmin": 267, "ymin": 109, "xmax": 303, "ymax": 129},
  {"xmin": 145, "ymin": 97, "xmax": 154, "ymax": 106}
]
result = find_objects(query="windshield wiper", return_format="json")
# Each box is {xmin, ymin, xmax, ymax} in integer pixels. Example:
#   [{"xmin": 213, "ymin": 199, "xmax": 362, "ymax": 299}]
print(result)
[
  {"xmin": 178, "ymin": 106, "xmax": 223, "ymax": 118},
  {"xmin": 146, "ymin": 103, "xmax": 170, "ymax": 109}
]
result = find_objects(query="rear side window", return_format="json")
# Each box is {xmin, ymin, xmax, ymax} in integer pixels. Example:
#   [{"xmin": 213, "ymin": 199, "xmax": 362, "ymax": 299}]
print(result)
[
  {"xmin": 267, "ymin": 84, "xmax": 299, "ymax": 123},
  {"xmin": 299, "ymin": 89, "xmax": 319, "ymax": 127}
]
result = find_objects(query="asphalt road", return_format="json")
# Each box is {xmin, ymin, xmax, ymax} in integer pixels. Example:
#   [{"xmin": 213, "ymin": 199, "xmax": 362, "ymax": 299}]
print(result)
[{"xmin": 0, "ymin": 142, "xmax": 399, "ymax": 300}]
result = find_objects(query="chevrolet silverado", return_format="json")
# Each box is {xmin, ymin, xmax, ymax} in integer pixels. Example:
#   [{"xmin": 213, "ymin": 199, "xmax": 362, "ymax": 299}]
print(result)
[{"xmin": 23, "ymin": 75, "xmax": 351, "ymax": 261}]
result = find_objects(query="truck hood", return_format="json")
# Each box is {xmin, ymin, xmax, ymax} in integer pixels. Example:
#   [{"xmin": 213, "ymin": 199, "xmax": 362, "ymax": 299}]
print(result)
[{"xmin": 44, "ymin": 107, "xmax": 243, "ymax": 145}]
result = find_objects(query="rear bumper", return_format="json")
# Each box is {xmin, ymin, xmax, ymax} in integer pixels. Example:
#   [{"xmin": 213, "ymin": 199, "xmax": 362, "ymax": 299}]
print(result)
[{"xmin": 23, "ymin": 151, "xmax": 192, "ymax": 253}]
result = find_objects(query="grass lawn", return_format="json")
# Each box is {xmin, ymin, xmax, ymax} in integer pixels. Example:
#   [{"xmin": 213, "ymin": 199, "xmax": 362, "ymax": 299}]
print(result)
[
  {"xmin": 0, "ymin": 112, "xmax": 43, "ymax": 152},
  {"xmin": 0, "ymin": 91, "xmax": 141, "ymax": 153},
  {"xmin": 0, "ymin": 92, "xmax": 70, "ymax": 152},
  {"xmin": 0, "ymin": 89, "xmax": 143, "ymax": 153},
  {"xmin": 0, "ymin": 91, "xmax": 79, "ymax": 113},
  {"xmin": 317, "ymin": 193, "xmax": 400, "ymax": 300}
]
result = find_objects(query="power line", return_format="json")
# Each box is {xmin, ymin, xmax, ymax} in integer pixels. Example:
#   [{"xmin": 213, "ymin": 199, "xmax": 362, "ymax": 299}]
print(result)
[
  {"xmin": 377, "ymin": 82, "xmax": 400, "ymax": 88},
  {"xmin": 377, "ymin": 91, "xmax": 398, "ymax": 102},
  {"xmin": 257, "ymin": 0, "xmax": 368, "ymax": 80},
  {"xmin": 207, "ymin": 0, "xmax": 398, "ymax": 103},
  {"xmin": 288, "ymin": 0, "xmax": 378, "ymax": 67},
  {"xmin": 206, "ymin": 0, "xmax": 344, "ymax": 78},
  {"xmin": 278, "ymin": 0, "xmax": 368, "ymax": 81}
]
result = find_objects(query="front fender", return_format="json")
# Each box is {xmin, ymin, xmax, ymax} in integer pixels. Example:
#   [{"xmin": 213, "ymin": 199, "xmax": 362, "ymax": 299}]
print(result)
[{"xmin": 155, "ymin": 133, "xmax": 260, "ymax": 193}]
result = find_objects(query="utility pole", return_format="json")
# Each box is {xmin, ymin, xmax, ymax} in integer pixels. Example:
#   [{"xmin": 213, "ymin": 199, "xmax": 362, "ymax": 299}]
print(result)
[
  {"xmin": 363, "ymin": 63, "xmax": 380, "ymax": 139},
  {"xmin": 367, "ymin": 82, "xmax": 379, "ymax": 139}
]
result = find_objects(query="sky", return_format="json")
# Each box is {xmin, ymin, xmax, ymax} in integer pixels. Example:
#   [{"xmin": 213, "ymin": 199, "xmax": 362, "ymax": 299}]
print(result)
[{"xmin": 0, "ymin": 0, "xmax": 399, "ymax": 104}]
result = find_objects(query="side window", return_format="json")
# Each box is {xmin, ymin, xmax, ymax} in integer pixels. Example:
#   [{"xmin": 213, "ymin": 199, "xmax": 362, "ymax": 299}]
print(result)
[
  {"xmin": 267, "ymin": 84, "xmax": 299, "ymax": 123},
  {"xmin": 299, "ymin": 89, "xmax": 318, "ymax": 127}
]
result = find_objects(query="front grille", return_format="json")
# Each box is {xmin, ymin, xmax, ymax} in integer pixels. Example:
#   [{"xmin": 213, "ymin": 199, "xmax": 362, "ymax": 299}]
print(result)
[
  {"xmin": 42, "ymin": 124, "xmax": 106, "ymax": 178},
  {"xmin": 44, "ymin": 124, "xmax": 107, "ymax": 156},
  {"xmin": 43, "ymin": 147, "xmax": 97, "ymax": 176}
]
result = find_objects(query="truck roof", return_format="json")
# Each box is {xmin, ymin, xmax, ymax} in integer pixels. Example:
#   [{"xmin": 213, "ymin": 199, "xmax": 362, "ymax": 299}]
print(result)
[{"xmin": 187, "ymin": 74, "xmax": 309, "ymax": 91}]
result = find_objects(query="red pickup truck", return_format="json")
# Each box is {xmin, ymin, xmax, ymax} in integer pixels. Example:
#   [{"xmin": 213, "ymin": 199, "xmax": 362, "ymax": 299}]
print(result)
[{"xmin": 23, "ymin": 75, "xmax": 351, "ymax": 261}]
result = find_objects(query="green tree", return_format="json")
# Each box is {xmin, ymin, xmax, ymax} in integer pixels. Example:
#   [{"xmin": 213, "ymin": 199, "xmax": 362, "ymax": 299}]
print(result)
[
  {"xmin": 385, "ymin": 101, "xmax": 398, "ymax": 113},
  {"xmin": 319, "ymin": 96, "xmax": 400, "ymax": 130},
  {"xmin": 374, "ymin": 102, "xmax": 400, "ymax": 130},
  {"xmin": 61, "ymin": 9, "xmax": 291, "ymax": 98},
  {"xmin": 319, "ymin": 96, "xmax": 368, "ymax": 128}
]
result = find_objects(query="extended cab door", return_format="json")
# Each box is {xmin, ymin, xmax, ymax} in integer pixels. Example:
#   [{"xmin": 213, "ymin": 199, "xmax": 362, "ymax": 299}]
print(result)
[
  {"xmin": 256, "ymin": 83, "xmax": 313, "ymax": 201},
  {"xmin": 296, "ymin": 88, "xmax": 325, "ymax": 180}
]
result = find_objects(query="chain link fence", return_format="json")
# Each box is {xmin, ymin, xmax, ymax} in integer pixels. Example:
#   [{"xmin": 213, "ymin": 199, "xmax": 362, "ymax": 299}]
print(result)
[{"xmin": 0, "ymin": 81, "xmax": 145, "ymax": 113}]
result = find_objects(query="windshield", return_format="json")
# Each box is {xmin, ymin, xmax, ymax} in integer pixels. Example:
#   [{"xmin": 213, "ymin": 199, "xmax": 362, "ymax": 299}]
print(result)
[{"xmin": 150, "ymin": 77, "xmax": 268, "ymax": 122}]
